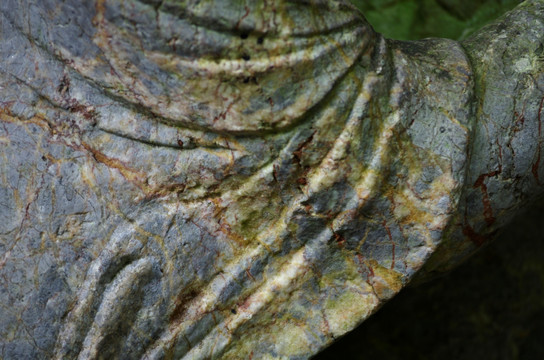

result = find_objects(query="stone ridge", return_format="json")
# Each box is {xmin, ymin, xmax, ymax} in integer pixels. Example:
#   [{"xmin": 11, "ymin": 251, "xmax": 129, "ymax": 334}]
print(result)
[{"xmin": 0, "ymin": 1, "xmax": 543, "ymax": 359}]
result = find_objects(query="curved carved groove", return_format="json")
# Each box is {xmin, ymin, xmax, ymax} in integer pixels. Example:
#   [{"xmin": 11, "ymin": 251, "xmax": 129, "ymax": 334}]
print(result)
[
  {"xmin": 54, "ymin": 253, "xmax": 139, "ymax": 359},
  {"xmin": 78, "ymin": 257, "xmax": 156, "ymax": 359},
  {"xmin": 54, "ymin": 220, "xmax": 167, "ymax": 360},
  {"xmin": 1, "ymin": 1, "xmax": 544, "ymax": 360}
]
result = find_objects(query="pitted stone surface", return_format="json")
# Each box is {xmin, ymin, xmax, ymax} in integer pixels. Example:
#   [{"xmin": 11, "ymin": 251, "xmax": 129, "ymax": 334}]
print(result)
[{"xmin": 0, "ymin": 1, "xmax": 543, "ymax": 359}]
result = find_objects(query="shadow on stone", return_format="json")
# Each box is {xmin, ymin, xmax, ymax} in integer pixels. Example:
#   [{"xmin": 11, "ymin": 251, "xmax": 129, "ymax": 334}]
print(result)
[{"xmin": 316, "ymin": 203, "xmax": 544, "ymax": 360}]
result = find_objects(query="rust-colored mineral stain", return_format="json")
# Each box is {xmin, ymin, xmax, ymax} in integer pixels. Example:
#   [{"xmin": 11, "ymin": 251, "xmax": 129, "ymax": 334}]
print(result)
[
  {"xmin": 462, "ymin": 224, "xmax": 488, "ymax": 247},
  {"xmin": 473, "ymin": 167, "xmax": 502, "ymax": 226},
  {"xmin": 169, "ymin": 288, "xmax": 200, "ymax": 325}
]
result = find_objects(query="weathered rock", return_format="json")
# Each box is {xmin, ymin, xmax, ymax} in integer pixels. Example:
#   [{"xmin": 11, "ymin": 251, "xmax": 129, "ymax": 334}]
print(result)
[
  {"xmin": 318, "ymin": 203, "xmax": 544, "ymax": 359},
  {"xmin": 0, "ymin": 1, "xmax": 542, "ymax": 359}
]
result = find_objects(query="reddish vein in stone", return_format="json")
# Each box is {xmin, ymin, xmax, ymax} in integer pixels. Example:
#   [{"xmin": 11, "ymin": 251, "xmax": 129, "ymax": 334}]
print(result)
[
  {"xmin": 462, "ymin": 224, "xmax": 487, "ymax": 247},
  {"xmin": 473, "ymin": 140, "xmax": 502, "ymax": 226}
]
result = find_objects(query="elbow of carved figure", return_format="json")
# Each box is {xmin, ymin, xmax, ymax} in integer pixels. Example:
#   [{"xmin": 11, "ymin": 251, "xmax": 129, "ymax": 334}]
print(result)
[{"xmin": 416, "ymin": 0, "xmax": 544, "ymax": 279}]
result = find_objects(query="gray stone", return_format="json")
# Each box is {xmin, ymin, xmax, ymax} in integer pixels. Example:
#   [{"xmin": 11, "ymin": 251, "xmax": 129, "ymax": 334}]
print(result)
[{"xmin": 0, "ymin": 1, "xmax": 543, "ymax": 359}]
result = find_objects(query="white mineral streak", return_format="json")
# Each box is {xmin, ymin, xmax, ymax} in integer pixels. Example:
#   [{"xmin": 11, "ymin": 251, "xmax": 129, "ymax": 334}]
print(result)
[
  {"xmin": 179, "ymin": 248, "xmax": 310, "ymax": 359},
  {"xmin": 0, "ymin": 0, "xmax": 543, "ymax": 359}
]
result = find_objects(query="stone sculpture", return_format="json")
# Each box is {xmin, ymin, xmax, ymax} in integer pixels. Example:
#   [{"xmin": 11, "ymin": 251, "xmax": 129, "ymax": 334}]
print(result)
[{"xmin": 0, "ymin": 0, "xmax": 542, "ymax": 359}]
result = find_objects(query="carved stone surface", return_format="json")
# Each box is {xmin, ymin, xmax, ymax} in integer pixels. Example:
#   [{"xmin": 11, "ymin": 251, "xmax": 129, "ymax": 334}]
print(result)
[
  {"xmin": 318, "ymin": 203, "xmax": 544, "ymax": 359},
  {"xmin": 0, "ymin": 1, "xmax": 542, "ymax": 359}
]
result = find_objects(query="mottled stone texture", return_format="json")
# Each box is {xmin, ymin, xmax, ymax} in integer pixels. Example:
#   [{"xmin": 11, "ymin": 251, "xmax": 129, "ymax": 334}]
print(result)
[
  {"xmin": 318, "ymin": 203, "xmax": 544, "ymax": 360},
  {"xmin": 0, "ymin": 1, "xmax": 542, "ymax": 359}
]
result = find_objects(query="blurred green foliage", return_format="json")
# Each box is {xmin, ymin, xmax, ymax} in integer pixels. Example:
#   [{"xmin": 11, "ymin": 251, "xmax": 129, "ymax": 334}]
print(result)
[{"xmin": 349, "ymin": 0, "xmax": 520, "ymax": 40}]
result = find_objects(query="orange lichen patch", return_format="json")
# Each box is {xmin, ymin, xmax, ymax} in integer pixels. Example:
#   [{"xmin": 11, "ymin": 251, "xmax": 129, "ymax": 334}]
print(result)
[
  {"xmin": 390, "ymin": 179, "xmax": 449, "ymax": 224},
  {"xmin": 367, "ymin": 259, "xmax": 404, "ymax": 300}
]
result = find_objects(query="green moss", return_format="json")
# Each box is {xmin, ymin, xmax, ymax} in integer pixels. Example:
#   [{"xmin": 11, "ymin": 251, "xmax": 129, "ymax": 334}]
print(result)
[{"xmin": 349, "ymin": 0, "xmax": 519, "ymax": 40}]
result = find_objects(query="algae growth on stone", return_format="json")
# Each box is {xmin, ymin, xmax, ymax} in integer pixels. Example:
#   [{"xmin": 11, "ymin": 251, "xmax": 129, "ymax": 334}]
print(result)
[{"xmin": 0, "ymin": 0, "xmax": 543, "ymax": 359}]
